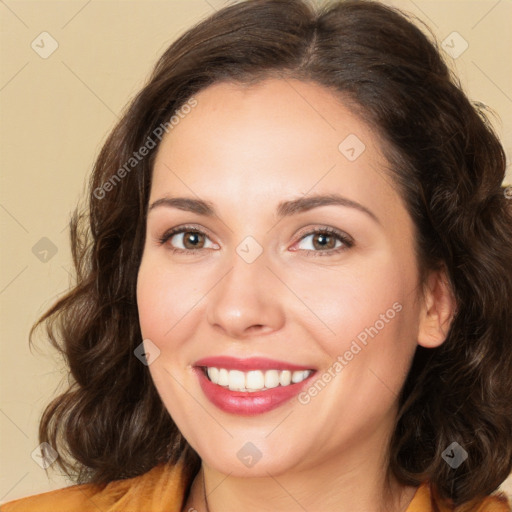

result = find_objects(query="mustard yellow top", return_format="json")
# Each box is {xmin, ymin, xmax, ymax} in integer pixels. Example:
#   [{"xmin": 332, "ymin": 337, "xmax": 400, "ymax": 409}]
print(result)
[{"xmin": 1, "ymin": 459, "xmax": 510, "ymax": 512}]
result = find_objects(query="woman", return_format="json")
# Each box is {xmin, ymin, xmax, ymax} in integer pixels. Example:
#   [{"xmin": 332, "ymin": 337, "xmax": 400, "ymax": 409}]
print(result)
[{"xmin": 2, "ymin": 0, "xmax": 511, "ymax": 511}]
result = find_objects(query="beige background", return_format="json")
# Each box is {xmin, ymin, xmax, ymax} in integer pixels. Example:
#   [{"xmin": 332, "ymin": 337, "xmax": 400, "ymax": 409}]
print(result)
[{"xmin": 1, "ymin": 0, "xmax": 511, "ymax": 504}]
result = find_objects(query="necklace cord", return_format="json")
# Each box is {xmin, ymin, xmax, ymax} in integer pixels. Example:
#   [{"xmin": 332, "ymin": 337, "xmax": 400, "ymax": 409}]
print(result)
[{"xmin": 202, "ymin": 467, "xmax": 210, "ymax": 512}]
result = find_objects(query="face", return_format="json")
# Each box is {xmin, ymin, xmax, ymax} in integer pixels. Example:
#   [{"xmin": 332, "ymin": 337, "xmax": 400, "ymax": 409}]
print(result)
[{"xmin": 137, "ymin": 78, "xmax": 428, "ymax": 478}]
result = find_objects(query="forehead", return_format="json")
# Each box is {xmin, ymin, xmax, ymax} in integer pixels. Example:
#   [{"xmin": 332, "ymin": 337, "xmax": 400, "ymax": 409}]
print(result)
[
  {"xmin": 156, "ymin": 78, "xmax": 377, "ymax": 163},
  {"xmin": 150, "ymin": 78, "xmax": 403, "ymax": 224}
]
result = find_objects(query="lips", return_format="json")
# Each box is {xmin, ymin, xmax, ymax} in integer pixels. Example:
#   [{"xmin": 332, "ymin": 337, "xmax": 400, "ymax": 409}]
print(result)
[
  {"xmin": 193, "ymin": 356, "xmax": 316, "ymax": 415},
  {"xmin": 194, "ymin": 356, "xmax": 314, "ymax": 372}
]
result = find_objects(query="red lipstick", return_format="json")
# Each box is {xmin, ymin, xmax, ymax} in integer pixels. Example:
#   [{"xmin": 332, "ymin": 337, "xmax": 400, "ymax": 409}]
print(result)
[
  {"xmin": 193, "ymin": 356, "xmax": 316, "ymax": 416},
  {"xmin": 194, "ymin": 356, "xmax": 313, "ymax": 372}
]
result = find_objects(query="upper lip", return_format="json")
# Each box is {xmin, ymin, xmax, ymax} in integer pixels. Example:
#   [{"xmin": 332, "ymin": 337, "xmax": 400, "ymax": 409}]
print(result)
[{"xmin": 194, "ymin": 356, "xmax": 315, "ymax": 372}]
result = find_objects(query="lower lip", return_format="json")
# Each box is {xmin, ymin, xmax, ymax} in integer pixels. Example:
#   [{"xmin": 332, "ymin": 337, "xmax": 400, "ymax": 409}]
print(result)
[{"xmin": 195, "ymin": 368, "xmax": 315, "ymax": 416}]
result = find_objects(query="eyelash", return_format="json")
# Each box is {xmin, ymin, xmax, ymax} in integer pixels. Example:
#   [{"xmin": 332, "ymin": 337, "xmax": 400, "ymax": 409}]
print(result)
[{"xmin": 157, "ymin": 224, "xmax": 354, "ymax": 257}]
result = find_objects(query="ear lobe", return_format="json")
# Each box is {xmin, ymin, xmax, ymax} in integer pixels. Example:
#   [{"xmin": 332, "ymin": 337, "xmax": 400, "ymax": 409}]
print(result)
[{"xmin": 417, "ymin": 268, "xmax": 457, "ymax": 349}]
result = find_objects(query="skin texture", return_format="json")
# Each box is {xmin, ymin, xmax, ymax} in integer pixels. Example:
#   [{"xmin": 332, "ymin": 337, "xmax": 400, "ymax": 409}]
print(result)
[{"xmin": 136, "ymin": 78, "xmax": 456, "ymax": 512}]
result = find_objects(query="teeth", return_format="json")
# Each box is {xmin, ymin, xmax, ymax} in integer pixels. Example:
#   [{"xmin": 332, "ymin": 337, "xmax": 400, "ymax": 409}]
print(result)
[
  {"xmin": 292, "ymin": 370, "xmax": 310, "ymax": 383},
  {"xmin": 279, "ymin": 370, "xmax": 291, "ymax": 386},
  {"xmin": 247, "ymin": 370, "xmax": 265, "ymax": 390},
  {"xmin": 207, "ymin": 367, "xmax": 219, "ymax": 383},
  {"xmin": 205, "ymin": 367, "xmax": 312, "ymax": 392},
  {"xmin": 218, "ymin": 368, "xmax": 229, "ymax": 387},
  {"xmin": 228, "ymin": 370, "xmax": 245, "ymax": 391},
  {"xmin": 264, "ymin": 370, "xmax": 280, "ymax": 389}
]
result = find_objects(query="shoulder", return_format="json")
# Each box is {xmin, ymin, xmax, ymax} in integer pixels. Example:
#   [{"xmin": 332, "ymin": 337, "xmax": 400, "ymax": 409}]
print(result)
[
  {"xmin": 0, "ymin": 460, "xmax": 188, "ymax": 512},
  {"xmin": 469, "ymin": 494, "xmax": 511, "ymax": 512},
  {"xmin": 406, "ymin": 481, "xmax": 511, "ymax": 512}
]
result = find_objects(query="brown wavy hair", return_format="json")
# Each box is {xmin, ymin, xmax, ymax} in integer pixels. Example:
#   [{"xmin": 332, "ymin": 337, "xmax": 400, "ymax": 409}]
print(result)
[{"xmin": 30, "ymin": 0, "xmax": 512, "ymax": 508}]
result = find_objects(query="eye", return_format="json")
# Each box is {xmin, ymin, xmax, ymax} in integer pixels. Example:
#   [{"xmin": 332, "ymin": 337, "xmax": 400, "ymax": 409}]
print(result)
[
  {"xmin": 293, "ymin": 227, "xmax": 354, "ymax": 256},
  {"xmin": 158, "ymin": 225, "xmax": 353, "ymax": 257},
  {"xmin": 158, "ymin": 225, "xmax": 218, "ymax": 254}
]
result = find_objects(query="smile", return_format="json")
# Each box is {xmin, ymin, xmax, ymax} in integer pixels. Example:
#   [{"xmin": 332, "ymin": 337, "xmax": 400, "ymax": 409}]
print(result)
[
  {"xmin": 202, "ymin": 367, "xmax": 313, "ymax": 392},
  {"xmin": 193, "ymin": 356, "xmax": 317, "ymax": 415}
]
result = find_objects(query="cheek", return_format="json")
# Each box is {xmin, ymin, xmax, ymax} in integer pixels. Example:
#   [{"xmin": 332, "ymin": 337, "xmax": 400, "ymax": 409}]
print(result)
[
  {"xmin": 136, "ymin": 255, "xmax": 206, "ymax": 342},
  {"xmin": 136, "ymin": 265, "xmax": 168, "ymax": 340},
  {"xmin": 289, "ymin": 250, "xmax": 416, "ymax": 351},
  {"xmin": 293, "ymin": 251, "xmax": 419, "ymax": 405}
]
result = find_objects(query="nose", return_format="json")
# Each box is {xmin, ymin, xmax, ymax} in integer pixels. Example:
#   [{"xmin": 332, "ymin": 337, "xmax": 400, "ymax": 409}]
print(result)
[{"xmin": 206, "ymin": 250, "xmax": 286, "ymax": 339}]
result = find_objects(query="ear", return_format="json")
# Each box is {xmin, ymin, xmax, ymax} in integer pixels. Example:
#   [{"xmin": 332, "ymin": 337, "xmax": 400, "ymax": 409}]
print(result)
[{"xmin": 417, "ymin": 267, "xmax": 457, "ymax": 348}]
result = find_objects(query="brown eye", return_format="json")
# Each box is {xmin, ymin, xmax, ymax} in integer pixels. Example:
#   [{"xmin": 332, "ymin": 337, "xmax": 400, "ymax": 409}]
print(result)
[
  {"xmin": 311, "ymin": 232, "xmax": 337, "ymax": 250},
  {"xmin": 180, "ymin": 231, "xmax": 206, "ymax": 249},
  {"xmin": 159, "ymin": 226, "xmax": 218, "ymax": 253},
  {"xmin": 294, "ymin": 227, "xmax": 354, "ymax": 256}
]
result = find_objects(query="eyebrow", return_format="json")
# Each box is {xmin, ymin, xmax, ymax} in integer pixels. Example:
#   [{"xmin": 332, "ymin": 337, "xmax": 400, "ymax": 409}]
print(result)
[{"xmin": 148, "ymin": 193, "xmax": 380, "ymax": 225}]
